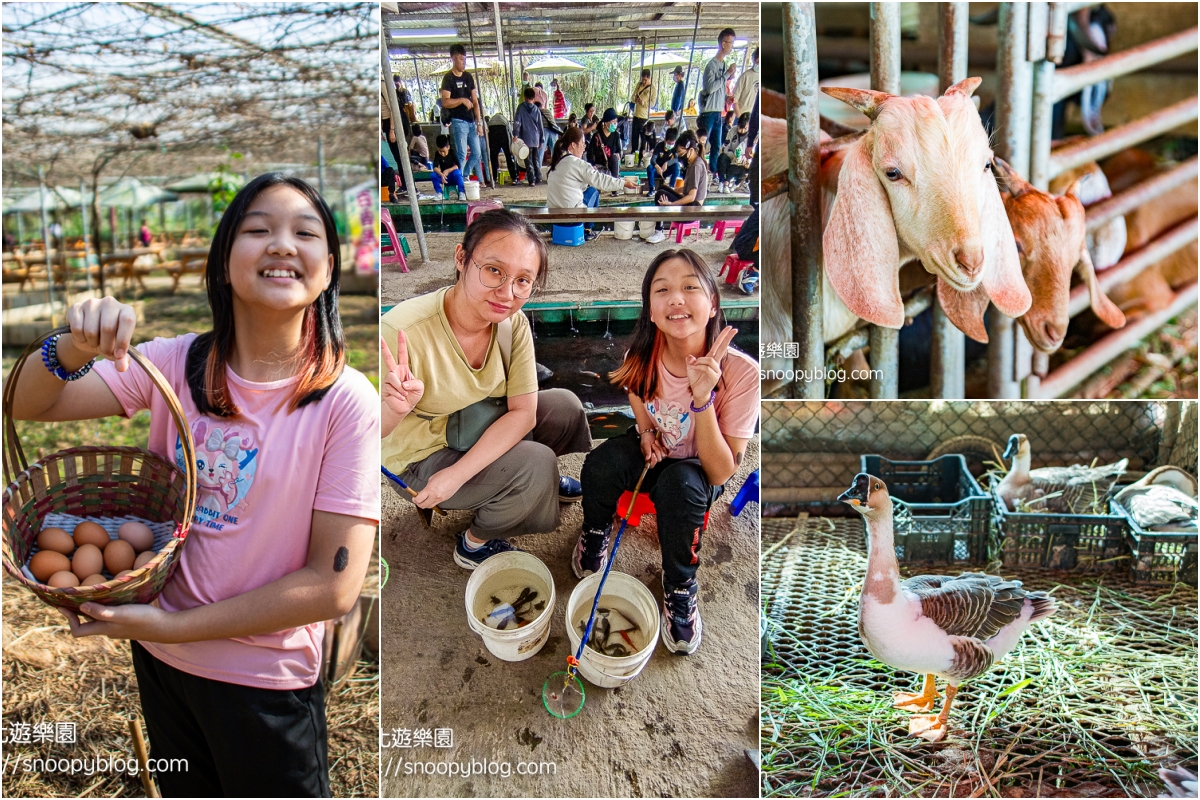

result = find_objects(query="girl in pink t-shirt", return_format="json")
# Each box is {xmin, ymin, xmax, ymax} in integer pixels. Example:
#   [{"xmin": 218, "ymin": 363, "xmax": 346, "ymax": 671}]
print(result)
[
  {"xmin": 575, "ymin": 248, "xmax": 758, "ymax": 656},
  {"xmin": 11, "ymin": 174, "xmax": 379, "ymax": 797}
]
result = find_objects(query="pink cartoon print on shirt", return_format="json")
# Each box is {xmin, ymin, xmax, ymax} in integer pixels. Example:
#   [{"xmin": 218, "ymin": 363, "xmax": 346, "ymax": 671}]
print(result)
[
  {"xmin": 646, "ymin": 398, "xmax": 691, "ymax": 451},
  {"xmin": 176, "ymin": 420, "xmax": 259, "ymax": 528}
]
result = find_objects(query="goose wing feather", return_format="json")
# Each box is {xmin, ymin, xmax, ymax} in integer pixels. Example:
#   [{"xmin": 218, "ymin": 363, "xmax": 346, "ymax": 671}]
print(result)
[{"xmin": 902, "ymin": 572, "xmax": 1026, "ymax": 641}]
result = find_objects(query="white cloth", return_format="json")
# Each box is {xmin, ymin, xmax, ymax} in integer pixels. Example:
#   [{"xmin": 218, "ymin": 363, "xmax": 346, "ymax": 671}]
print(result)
[
  {"xmin": 545, "ymin": 154, "xmax": 624, "ymax": 208},
  {"xmin": 734, "ymin": 65, "xmax": 759, "ymax": 116}
]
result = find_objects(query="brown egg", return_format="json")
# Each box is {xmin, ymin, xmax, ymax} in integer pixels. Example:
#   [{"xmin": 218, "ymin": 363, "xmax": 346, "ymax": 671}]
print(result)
[
  {"xmin": 133, "ymin": 550, "xmax": 157, "ymax": 570},
  {"xmin": 80, "ymin": 573, "xmax": 108, "ymax": 586},
  {"xmin": 71, "ymin": 543, "xmax": 104, "ymax": 580},
  {"xmin": 74, "ymin": 521, "xmax": 110, "ymax": 550},
  {"xmin": 36, "ymin": 527, "xmax": 75, "ymax": 556},
  {"xmin": 48, "ymin": 570, "xmax": 80, "ymax": 588},
  {"xmin": 30, "ymin": 550, "xmax": 72, "ymax": 583},
  {"xmin": 118, "ymin": 521, "xmax": 155, "ymax": 553},
  {"xmin": 103, "ymin": 539, "xmax": 136, "ymax": 574}
]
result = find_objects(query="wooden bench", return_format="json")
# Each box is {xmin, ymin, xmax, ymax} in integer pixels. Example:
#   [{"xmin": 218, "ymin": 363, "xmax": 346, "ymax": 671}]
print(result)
[
  {"xmin": 510, "ymin": 204, "xmax": 751, "ymax": 225},
  {"xmin": 164, "ymin": 247, "xmax": 209, "ymax": 293},
  {"xmin": 100, "ymin": 247, "xmax": 165, "ymax": 293}
]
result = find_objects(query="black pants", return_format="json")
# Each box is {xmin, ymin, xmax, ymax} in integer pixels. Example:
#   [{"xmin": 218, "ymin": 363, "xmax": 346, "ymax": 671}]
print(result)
[
  {"xmin": 581, "ymin": 430, "xmax": 723, "ymax": 586},
  {"xmin": 524, "ymin": 150, "xmax": 542, "ymax": 186},
  {"xmin": 717, "ymin": 154, "xmax": 749, "ymax": 184},
  {"xmin": 131, "ymin": 641, "xmax": 330, "ymax": 798},
  {"xmin": 488, "ymin": 126, "xmax": 516, "ymax": 182},
  {"xmin": 383, "ymin": 120, "xmax": 403, "ymax": 187},
  {"xmin": 605, "ymin": 153, "xmax": 620, "ymax": 180},
  {"xmin": 652, "ymin": 187, "xmax": 700, "ymax": 229},
  {"xmin": 631, "ymin": 117, "xmax": 653, "ymax": 158}
]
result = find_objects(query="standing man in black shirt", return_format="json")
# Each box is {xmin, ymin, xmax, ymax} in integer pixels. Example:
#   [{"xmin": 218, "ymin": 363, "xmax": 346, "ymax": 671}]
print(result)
[{"xmin": 439, "ymin": 43, "xmax": 489, "ymax": 188}]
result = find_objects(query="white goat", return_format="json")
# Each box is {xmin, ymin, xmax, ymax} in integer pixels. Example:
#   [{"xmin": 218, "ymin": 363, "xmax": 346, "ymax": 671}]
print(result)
[{"xmin": 761, "ymin": 78, "xmax": 1031, "ymax": 380}]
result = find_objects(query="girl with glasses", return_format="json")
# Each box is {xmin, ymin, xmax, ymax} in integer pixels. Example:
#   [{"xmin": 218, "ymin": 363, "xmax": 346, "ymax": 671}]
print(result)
[{"xmin": 380, "ymin": 209, "xmax": 591, "ymax": 570}]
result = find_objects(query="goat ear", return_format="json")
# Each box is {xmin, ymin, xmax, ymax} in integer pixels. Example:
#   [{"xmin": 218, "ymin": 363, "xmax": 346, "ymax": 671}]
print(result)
[
  {"xmin": 1077, "ymin": 246, "xmax": 1126, "ymax": 329},
  {"xmin": 980, "ymin": 168, "xmax": 1033, "ymax": 317},
  {"xmin": 937, "ymin": 279, "xmax": 991, "ymax": 343},
  {"xmin": 1060, "ymin": 175, "xmax": 1088, "ymax": 201},
  {"xmin": 993, "ymin": 157, "xmax": 1030, "ymax": 197},
  {"xmin": 823, "ymin": 136, "xmax": 905, "ymax": 328},
  {"xmin": 942, "ymin": 77, "xmax": 983, "ymax": 100},
  {"xmin": 821, "ymin": 87, "xmax": 892, "ymax": 121}
]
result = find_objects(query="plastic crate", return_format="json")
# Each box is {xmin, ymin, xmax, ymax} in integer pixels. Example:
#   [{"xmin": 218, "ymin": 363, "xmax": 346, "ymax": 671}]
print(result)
[
  {"xmin": 991, "ymin": 487, "xmax": 1127, "ymax": 572},
  {"xmin": 860, "ymin": 455, "xmax": 989, "ymax": 565},
  {"xmin": 1112, "ymin": 499, "xmax": 1198, "ymax": 586}
]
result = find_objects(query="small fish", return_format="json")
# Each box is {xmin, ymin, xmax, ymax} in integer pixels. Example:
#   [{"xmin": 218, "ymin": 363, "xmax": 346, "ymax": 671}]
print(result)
[
  {"xmin": 604, "ymin": 643, "xmax": 631, "ymax": 657},
  {"xmin": 533, "ymin": 600, "xmax": 546, "ymax": 611},
  {"xmin": 580, "ymin": 370, "xmax": 601, "ymax": 379},
  {"xmin": 603, "ymin": 424, "xmax": 618, "ymax": 429},
  {"xmin": 619, "ymin": 629, "xmax": 637, "ymax": 649},
  {"xmin": 489, "ymin": 595, "xmax": 501, "ymax": 605}
]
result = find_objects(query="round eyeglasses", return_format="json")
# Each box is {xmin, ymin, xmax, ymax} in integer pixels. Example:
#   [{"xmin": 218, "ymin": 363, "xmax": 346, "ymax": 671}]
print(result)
[{"xmin": 469, "ymin": 257, "xmax": 537, "ymax": 299}]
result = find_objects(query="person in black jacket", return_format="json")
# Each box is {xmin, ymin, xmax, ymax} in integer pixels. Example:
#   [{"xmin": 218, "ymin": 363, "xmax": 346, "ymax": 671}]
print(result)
[{"xmin": 590, "ymin": 107, "xmax": 622, "ymax": 180}]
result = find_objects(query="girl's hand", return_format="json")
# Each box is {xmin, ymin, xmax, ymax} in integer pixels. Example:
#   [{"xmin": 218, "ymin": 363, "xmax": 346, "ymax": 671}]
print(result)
[
  {"xmin": 623, "ymin": 177, "xmax": 638, "ymax": 189},
  {"xmin": 58, "ymin": 602, "xmax": 175, "ymax": 642},
  {"xmin": 686, "ymin": 325, "xmax": 737, "ymax": 403},
  {"xmin": 413, "ymin": 467, "xmax": 464, "ymax": 509},
  {"xmin": 656, "ymin": 195, "xmax": 672, "ymax": 206},
  {"xmin": 67, "ymin": 296, "xmax": 137, "ymax": 372},
  {"xmin": 382, "ymin": 331, "xmax": 423, "ymax": 419},
  {"xmin": 640, "ymin": 431, "xmax": 669, "ymax": 468}
]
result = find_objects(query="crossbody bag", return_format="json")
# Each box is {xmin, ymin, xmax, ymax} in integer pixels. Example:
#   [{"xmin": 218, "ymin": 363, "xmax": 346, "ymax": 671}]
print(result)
[{"xmin": 444, "ymin": 316, "xmax": 513, "ymax": 451}]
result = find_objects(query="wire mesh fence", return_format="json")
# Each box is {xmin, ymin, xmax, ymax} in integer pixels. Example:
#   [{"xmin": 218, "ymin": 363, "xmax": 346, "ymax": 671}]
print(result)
[{"xmin": 761, "ymin": 401, "xmax": 1196, "ymax": 516}]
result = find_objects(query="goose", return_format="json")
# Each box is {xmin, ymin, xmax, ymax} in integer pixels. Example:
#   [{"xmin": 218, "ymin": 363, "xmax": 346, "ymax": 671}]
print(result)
[
  {"xmin": 996, "ymin": 433, "xmax": 1128, "ymax": 515},
  {"xmin": 840, "ymin": 473, "xmax": 1058, "ymax": 742},
  {"xmin": 1114, "ymin": 466, "xmax": 1198, "ymax": 533}
]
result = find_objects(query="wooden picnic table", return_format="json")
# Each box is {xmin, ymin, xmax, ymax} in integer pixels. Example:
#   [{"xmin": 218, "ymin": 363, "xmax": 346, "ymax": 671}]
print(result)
[
  {"xmin": 100, "ymin": 247, "xmax": 166, "ymax": 293},
  {"xmin": 164, "ymin": 247, "xmax": 209, "ymax": 294}
]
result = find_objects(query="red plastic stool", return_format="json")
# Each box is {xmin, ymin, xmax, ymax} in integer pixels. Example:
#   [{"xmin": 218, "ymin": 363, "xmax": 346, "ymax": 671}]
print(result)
[
  {"xmin": 669, "ymin": 220, "xmax": 700, "ymax": 243},
  {"xmin": 718, "ymin": 254, "xmax": 754, "ymax": 286},
  {"xmin": 617, "ymin": 491, "xmax": 710, "ymax": 529},
  {"xmin": 713, "ymin": 218, "xmax": 744, "ymax": 241}
]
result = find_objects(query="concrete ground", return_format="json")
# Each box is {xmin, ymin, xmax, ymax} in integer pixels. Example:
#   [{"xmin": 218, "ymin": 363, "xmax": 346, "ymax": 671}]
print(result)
[
  {"xmin": 383, "ymin": 230, "xmax": 749, "ymax": 307},
  {"xmin": 379, "ymin": 437, "xmax": 760, "ymax": 798}
]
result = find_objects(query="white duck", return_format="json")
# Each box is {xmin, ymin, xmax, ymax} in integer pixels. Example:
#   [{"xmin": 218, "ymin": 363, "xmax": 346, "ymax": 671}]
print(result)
[
  {"xmin": 997, "ymin": 433, "xmax": 1128, "ymax": 515},
  {"xmin": 1114, "ymin": 466, "xmax": 1198, "ymax": 533},
  {"xmin": 840, "ymin": 473, "xmax": 1058, "ymax": 742}
]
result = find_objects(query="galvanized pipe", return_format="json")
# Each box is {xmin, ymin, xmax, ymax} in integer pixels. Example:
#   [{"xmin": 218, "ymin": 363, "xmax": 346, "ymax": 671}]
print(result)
[
  {"xmin": 1052, "ymin": 28, "xmax": 1199, "ymax": 101},
  {"xmin": 1085, "ymin": 157, "xmax": 1198, "ymax": 232},
  {"xmin": 867, "ymin": 1, "xmax": 901, "ymax": 398},
  {"xmin": 1027, "ymin": 2, "xmax": 1048, "ymax": 63},
  {"xmin": 493, "ymin": 2, "xmax": 512, "ymax": 121},
  {"xmin": 1048, "ymin": 97, "xmax": 1199, "ymax": 179},
  {"xmin": 381, "ymin": 34, "xmax": 429, "ymax": 260},
  {"xmin": 931, "ymin": 2, "xmax": 968, "ymax": 398},
  {"xmin": 1046, "ymin": 3, "xmax": 1070, "ymax": 63},
  {"xmin": 1034, "ymin": 282, "xmax": 1198, "ymax": 398},
  {"xmin": 784, "ymin": 3, "xmax": 824, "ymax": 399},
  {"xmin": 1067, "ymin": 218, "xmax": 1198, "ymax": 318},
  {"xmin": 1029, "ymin": 59, "xmax": 1056, "ymax": 189}
]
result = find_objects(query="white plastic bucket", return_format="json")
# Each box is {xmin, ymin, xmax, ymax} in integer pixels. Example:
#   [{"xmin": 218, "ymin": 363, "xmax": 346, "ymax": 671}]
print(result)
[
  {"xmin": 464, "ymin": 180, "xmax": 481, "ymax": 201},
  {"xmin": 638, "ymin": 221, "xmax": 657, "ymax": 239},
  {"xmin": 623, "ymin": 154, "xmax": 637, "ymax": 167},
  {"xmin": 465, "ymin": 551, "xmax": 555, "ymax": 662},
  {"xmin": 565, "ymin": 571, "xmax": 658, "ymax": 688},
  {"xmin": 614, "ymin": 221, "xmax": 636, "ymax": 240}
]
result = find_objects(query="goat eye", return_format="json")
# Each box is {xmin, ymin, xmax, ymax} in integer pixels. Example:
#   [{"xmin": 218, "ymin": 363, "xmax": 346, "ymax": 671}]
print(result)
[
  {"xmin": 884, "ymin": 167, "xmax": 902, "ymax": 181},
  {"xmin": 985, "ymin": 161, "xmax": 993, "ymax": 172}
]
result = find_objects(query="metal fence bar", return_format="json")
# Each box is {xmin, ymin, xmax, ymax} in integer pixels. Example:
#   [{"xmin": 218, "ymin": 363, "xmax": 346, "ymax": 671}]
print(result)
[
  {"xmin": 1085, "ymin": 157, "xmax": 1199, "ymax": 232},
  {"xmin": 931, "ymin": 2, "xmax": 969, "ymax": 398},
  {"xmin": 867, "ymin": 2, "xmax": 901, "ymax": 398},
  {"xmin": 1052, "ymin": 27, "xmax": 1198, "ymax": 101},
  {"xmin": 381, "ymin": 32, "xmax": 429, "ymax": 260},
  {"xmin": 1033, "ymin": 283, "xmax": 1198, "ymax": 398},
  {"xmin": 1048, "ymin": 97, "xmax": 1200, "ymax": 179},
  {"xmin": 1067, "ymin": 218, "xmax": 1199, "ymax": 317},
  {"xmin": 784, "ymin": 3, "xmax": 825, "ymax": 400}
]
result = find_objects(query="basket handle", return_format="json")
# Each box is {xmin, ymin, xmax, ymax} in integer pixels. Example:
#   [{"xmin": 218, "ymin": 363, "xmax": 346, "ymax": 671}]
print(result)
[{"xmin": 3, "ymin": 327, "xmax": 197, "ymax": 527}]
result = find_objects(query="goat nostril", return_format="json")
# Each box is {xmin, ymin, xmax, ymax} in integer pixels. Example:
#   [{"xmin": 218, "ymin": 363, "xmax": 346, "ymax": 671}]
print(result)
[
  {"xmin": 954, "ymin": 246, "xmax": 984, "ymax": 276},
  {"xmin": 1042, "ymin": 322, "xmax": 1064, "ymax": 345}
]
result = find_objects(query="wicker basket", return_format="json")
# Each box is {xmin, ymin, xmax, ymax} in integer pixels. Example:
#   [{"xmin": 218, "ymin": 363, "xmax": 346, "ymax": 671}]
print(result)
[
  {"xmin": 2, "ymin": 327, "xmax": 197, "ymax": 610},
  {"xmin": 1112, "ymin": 500, "xmax": 1198, "ymax": 586}
]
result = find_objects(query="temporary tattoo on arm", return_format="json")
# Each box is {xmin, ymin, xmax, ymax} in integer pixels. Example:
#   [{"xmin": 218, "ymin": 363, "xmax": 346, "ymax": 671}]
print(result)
[{"xmin": 333, "ymin": 546, "xmax": 349, "ymax": 573}]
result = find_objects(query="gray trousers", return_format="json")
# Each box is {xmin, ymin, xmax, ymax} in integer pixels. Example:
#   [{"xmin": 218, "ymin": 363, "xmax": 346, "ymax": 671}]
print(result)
[{"xmin": 400, "ymin": 389, "xmax": 592, "ymax": 538}]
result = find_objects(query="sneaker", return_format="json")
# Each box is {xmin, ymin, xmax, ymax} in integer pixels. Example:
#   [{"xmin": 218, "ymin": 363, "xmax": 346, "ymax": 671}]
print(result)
[
  {"xmin": 559, "ymin": 475, "xmax": 582, "ymax": 503},
  {"xmin": 661, "ymin": 578, "xmax": 702, "ymax": 654},
  {"xmin": 453, "ymin": 532, "xmax": 522, "ymax": 570},
  {"xmin": 645, "ymin": 230, "xmax": 666, "ymax": 244},
  {"xmin": 572, "ymin": 523, "xmax": 612, "ymax": 578},
  {"xmin": 718, "ymin": 182, "xmax": 727, "ymax": 194},
  {"xmin": 584, "ymin": 229, "xmax": 599, "ymax": 242}
]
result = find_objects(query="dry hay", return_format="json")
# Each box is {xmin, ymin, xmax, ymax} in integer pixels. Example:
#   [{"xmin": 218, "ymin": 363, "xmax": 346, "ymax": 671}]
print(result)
[
  {"xmin": 761, "ymin": 517, "xmax": 1198, "ymax": 798},
  {"xmin": 1, "ymin": 540, "xmax": 380, "ymax": 797}
]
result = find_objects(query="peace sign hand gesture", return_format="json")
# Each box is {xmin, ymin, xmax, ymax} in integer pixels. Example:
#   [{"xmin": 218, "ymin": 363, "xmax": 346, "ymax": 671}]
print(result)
[
  {"xmin": 382, "ymin": 330, "xmax": 424, "ymax": 421},
  {"xmin": 686, "ymin": 325, "xmax": 737, "ymax": 406}
]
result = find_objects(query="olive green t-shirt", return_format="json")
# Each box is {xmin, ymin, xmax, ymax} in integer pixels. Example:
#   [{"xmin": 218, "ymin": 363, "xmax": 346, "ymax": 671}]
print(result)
[{"xmin": 381, "ymin": 286, "xmax": 539, "ymax": 473}]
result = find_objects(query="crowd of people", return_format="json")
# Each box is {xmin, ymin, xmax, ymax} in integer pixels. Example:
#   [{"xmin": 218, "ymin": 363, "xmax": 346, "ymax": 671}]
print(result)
[{"xmin": 382, "ymin": 33, "xmax": 760, "ymax": 209}]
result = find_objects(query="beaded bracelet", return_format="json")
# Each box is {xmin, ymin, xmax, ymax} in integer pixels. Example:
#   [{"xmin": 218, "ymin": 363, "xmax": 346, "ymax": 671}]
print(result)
[
  {"xmin": 689, "ymin": 390, "xmax": 717, "ymax": 414},
  {"xmin": 41, "ymin": 333, "xmax": 96, "ymax": 382}
]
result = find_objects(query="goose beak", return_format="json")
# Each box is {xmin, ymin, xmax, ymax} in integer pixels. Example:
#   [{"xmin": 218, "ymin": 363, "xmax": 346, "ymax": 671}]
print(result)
[
  {"xmin": 838, "ymin": 473, "xmax": 871, "ymax": 508},
  {"xmin": 1002, "ymin": 435, "xmax": 1019, "ymax": 460}
]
